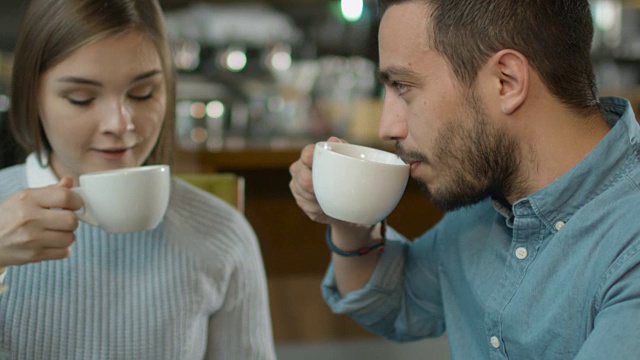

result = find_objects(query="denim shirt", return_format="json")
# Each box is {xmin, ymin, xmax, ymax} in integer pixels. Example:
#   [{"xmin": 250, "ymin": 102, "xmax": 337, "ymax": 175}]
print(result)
[{"xmin": 322, "ymin": 97, "xmax": 640, "ymax": 359}]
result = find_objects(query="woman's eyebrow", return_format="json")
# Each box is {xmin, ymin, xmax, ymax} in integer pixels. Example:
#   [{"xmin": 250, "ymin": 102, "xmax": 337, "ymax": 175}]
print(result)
[
  {"xmin": 55, "ymin": 69, "xmax": 162, "ymax": 87},
  {"xmin": 56, "ymin": 76, "xmax": 102, "ymax": 87},
  {"xmin": 130, "ymin": 69, "xmax": 162, "ymax": 83}
]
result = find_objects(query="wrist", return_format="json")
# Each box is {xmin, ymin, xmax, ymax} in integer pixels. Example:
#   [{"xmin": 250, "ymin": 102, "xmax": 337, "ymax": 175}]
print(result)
[
  {"xmin": 332, "ymin": 221, "xmax": 377, "ymax": 243},
  {"xmin": 327, "ymin": 220, "xmax": 386, "ymax": 257}
]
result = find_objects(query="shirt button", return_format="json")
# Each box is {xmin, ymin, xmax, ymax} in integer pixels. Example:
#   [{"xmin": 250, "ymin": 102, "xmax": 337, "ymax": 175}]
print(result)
[
  {"xmin": 515, "ymin": 247, "xmax": 528, "ymax": 260},
  {"xmin": 554, "ymin": 221, "xmax": 565, "ymax": 231},
  {"xmin": 490, "ymin": 336, "xmax": 501, "ymax": 349}
]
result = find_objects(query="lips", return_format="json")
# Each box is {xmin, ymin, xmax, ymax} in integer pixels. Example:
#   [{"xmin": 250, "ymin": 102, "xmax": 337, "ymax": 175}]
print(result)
[
  {"xmin": 91, "ymin": 145, "xmax": 136, "ymax": 159},
  {"xmin": 100, "ymin": 148, "xmax": 125, "ymax": 152},
  {"xmin": 94, "ymin": 145, "xmax": 134, "ymax": 153},
  {"xmin": 96, "ymin": 149, "xmax": 127, "ymax": 155},
  {"xmin": 401, "ymin": 158, "xmax": 419, "ymax": 166},
  {"xmin": 400, "ymin": 158, "xmax": 422, "ymax": 177}
]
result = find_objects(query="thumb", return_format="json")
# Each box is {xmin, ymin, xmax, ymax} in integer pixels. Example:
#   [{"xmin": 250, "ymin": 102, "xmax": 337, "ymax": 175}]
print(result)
[
  {"xmin": 327, "ymin": 136, "xmax": 348, "ymax": 144},
  {"xmin": 55, "ymin": 176, "xmax": 75, "ymax": 189}
]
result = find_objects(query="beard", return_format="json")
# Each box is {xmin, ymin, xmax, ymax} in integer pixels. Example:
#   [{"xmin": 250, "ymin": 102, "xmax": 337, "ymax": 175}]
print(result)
[{"xmin": 397, "ymin": 91, "xmax": 524, "ymax": 212}]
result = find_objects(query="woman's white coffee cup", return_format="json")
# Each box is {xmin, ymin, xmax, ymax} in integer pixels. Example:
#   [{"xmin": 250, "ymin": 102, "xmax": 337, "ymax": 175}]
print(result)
[
  {"xmin": 72, "ymin": 165, "xmax": 171, "ymax": 233},
  {"xmin": 312, "ymin": 141, "xmax": 409, "ymax": 225}
]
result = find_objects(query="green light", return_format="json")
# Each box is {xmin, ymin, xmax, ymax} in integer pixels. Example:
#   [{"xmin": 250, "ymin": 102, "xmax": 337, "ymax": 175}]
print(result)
[{"xmin": 341, "ymin": 0, "xmax": 363, "ymax": 22}]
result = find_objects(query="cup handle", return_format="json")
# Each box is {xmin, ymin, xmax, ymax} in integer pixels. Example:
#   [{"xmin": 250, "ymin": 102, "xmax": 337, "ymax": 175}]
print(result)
[{"xmin": 70, "ymin": 187, "xmax": 99, "ymax": 226}]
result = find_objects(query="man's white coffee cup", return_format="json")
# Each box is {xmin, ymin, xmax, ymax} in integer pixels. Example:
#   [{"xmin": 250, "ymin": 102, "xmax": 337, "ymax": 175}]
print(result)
[
  {"xmin": 71, "ymin": 165, "xmax": 171, "ymax": 233},
  {"xmin": 312, "ymin": 141, "xmax": 410, "ymax": 225}
]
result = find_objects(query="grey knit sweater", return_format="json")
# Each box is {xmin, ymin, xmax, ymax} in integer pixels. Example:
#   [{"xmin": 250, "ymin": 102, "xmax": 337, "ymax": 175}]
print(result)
[{"xmin": 0, "ymin": 162, "xmax": 275, "ymax": 359}]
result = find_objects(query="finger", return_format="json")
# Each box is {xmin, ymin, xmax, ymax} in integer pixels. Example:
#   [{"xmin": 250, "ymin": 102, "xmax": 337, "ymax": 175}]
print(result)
[
  {"xmin": 289, "ymin": 158, "xmax": 301, "ymax": 178},
  {"xmin": 8, "ymin": 235, "xmax": 73, "ymax": 265},
  {"xmin": 43, "ymin": 247, "xmax": 71, "ymax": 261},
  {"xmin": 35, "ymin": 247, "xmax": 72, "ymax": 262},
  {"xmin": 289, "ymin": 179, "xmax": 317, "ymax": 204},
  {"xmin": 291, "ymin": 181, "xmax": 325, "ymax": 217},
  {"xmin": 289, "ymin": 158, "xmax": 306, "ymax": 178},
  {"xmin": 54, "ymin": 177, "xmax": 84, "ymax": 210},
  {"xmin": 56, "ymin": 176, "xmax": 75, "ymax": 189},
  {"xmin": 290, "ymin": 187, "xmax": 323, "ymax": 214},
  {"xmin": 32, "ymin": 186, "xmax": 83, "ymax": 211},
  {"xmin": 40, "ymin": 230, "xmax": 76, "ymax": 249},
  {"xmin": 327, "ymin": 136, "xmax": 348, "ymax": 143},
  {"xmin": 299, "ymin": 144, "xmax": 316, "ymax": 168},
  {"xmin": 296, "ymin": 167, "xmax": 315, "ymax": 194},
  {"xmin": 289, "ymin": 164, "xmax": 315, "ymax": 196},
  {"xmin": 41, "ymin": 209, "xmax": 79, "ymax": 232},
  {"xmin": 7, "ymin": 228, "xmax": 75, "ymax": 251},
  {"xmin": 294, "ymin": 197, "xmax": 327, "ymax": 223}
]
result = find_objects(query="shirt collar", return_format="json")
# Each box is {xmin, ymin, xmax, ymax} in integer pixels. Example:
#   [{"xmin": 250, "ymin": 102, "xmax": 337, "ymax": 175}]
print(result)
[
  {"xmin": 25, "ymin": 153, "xmax": 59, "ymax": 188},
  {"xmin": 494, "ymin": 96, "xmax": 639, "ymax": 232}
]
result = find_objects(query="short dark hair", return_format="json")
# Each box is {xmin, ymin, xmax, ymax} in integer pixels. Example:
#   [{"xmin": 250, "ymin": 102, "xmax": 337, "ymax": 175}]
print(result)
[
  {"xmin": 10, "ymin": 0, "xmax": 176, "ymax": 165},
  {"xmin": 378, "ymin": 0, "xmax": 599, "ymax": 114}
]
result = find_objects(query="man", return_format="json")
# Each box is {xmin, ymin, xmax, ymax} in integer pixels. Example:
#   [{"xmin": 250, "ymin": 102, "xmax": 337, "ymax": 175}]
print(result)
[{"xmin": 289, "ymin": 0, "xmax": 640, "ymax": 358}]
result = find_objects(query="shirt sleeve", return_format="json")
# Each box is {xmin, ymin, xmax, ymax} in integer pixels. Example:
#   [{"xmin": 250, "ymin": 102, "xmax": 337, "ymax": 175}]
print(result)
[
  {"xmin": 574, "ymin": 249, "xmax": 640, "ymax": 359},
  {"xmin": 321, "ymin": 225, "xmax": 446, "ymax": 342}
]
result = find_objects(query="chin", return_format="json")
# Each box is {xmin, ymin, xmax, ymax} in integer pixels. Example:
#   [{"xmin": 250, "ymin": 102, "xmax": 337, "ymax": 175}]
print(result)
[{"xmin": 421, "ymin": 181, "xmax": 490, "ymax": 212}]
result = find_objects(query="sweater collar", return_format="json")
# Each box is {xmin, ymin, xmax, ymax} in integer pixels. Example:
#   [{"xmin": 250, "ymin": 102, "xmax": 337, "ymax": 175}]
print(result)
[{"xmin": 25, "ymin": 153, "xmax": 58, "ymax": 188}]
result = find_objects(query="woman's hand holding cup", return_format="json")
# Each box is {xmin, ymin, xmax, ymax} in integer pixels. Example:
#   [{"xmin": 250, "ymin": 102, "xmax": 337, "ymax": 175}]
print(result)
[{"xmin": 0, "ymin": 176, "xmax": 82, "ymax": 268}]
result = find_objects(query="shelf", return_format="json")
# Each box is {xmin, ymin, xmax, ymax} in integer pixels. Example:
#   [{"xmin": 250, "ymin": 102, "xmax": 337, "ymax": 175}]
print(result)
[{"xmin": 195, "ymin": 147, "xmax": 302, "ymax": 172}]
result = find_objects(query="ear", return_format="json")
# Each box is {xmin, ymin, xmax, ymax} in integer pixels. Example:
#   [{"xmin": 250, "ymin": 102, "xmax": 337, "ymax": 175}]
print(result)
[{"xmin": 487, "ymin": 49, "xmax": 529, "ymax": 115}]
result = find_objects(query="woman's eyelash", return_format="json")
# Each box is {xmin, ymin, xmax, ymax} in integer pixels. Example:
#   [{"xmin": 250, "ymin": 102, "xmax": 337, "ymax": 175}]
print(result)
[
  {"xmin": 68, "ymin": 98, "xmax": 93, "ymax": 106},
  {"xmin": 129, "ymin": 92, "xmax": 153, "ymax": 101},
  {"xmin": 66, "ymin": 90, "xmax": 154, "ymax": 105}
]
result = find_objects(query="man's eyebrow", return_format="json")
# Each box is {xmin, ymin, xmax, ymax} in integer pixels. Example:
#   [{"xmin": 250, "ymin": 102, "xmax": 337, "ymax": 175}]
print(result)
[
  {"xmin": 55, "ymin": 69, "xmax": 162, "ymax": 87},
  {"xmin": 377, "ymin": 66, "xmax": 420, "ymax": 83}
]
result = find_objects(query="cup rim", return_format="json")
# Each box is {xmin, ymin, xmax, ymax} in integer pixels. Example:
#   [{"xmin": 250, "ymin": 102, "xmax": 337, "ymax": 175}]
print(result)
[
  {"xmin": 315, "ymin": 141, "xmax": 408, "ymax": 167},
  {"xmin": 79, "ymin": 164, "xmax": 170, "ymax": 179}
]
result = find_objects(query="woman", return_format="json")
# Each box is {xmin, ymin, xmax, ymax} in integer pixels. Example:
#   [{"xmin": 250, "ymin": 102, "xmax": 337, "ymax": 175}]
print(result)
[{"xmin": 0, "ymin": 0, "xmax": 275, "ymax": 358}]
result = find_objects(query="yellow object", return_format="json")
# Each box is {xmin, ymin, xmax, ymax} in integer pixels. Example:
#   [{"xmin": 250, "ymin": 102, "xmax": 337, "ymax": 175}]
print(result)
[
  {"xmin": 347, "ymin": 98, "xmax": 390, "ymax": 146},
  {"xmin": 176, "ymin": 173, "xmax": 245, "ymax": 213}
]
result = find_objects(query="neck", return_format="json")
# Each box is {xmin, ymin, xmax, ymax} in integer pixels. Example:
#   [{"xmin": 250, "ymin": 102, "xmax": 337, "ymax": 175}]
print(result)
[{"xmin": 505, "ymin": 101, "xmax": 610, "ymax": 204}]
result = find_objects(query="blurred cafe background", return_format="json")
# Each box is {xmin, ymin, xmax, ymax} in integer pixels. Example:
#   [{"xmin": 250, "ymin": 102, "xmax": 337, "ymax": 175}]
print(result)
[{"xmin": 0, "ymin": 0, "xmax": 639, "ymax": 358}]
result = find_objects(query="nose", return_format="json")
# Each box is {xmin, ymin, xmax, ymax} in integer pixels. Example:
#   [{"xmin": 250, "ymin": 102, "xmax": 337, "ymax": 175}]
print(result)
[
  {"xmin": 378, "ymin": 92, "xmax": 408, "ymax": 141},
  {"xmin": 100, "ymin": 99, "xmax": 135, "ymax": 134}
]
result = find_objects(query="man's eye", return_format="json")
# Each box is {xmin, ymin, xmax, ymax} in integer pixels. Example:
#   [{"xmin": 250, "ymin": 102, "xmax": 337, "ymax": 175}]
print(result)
[{"xmin": 393, "ymin": 81, "xmax": 409, "ymax": 95}]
